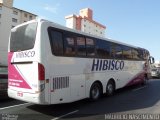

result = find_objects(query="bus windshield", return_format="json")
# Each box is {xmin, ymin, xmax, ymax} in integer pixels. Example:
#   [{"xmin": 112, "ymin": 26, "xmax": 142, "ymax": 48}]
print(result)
[{"xmin": 10, "ymin": 22, "xmax": 37, "ymax": 52}]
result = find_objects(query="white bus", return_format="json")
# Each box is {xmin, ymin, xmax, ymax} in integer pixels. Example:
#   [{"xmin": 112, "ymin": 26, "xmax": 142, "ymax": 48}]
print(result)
[{"xmin": 8, "ymin": 19, "xmax": 154, "ymax": 104}]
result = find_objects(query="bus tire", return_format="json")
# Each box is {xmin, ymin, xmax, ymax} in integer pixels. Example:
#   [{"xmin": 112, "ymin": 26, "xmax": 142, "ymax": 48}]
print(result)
[
  {"xmin": 90, "ymin": 82, "xmax": 102, "ymax": 101},
  {"xmin": 106, "ymin": 80, "xmax": 115, "ymax": 96}
]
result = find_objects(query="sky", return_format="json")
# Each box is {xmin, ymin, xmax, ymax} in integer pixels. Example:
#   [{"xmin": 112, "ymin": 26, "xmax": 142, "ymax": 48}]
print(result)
[{"xmin": 14, "ymin": 0, "xmax": 160, "ymax": 61}]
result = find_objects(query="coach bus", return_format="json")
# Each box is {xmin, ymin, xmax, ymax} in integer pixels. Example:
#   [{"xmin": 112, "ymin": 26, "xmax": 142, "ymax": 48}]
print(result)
[{"xmin": 8, "ymin": 19, "xmax": 154, "ymax": 104}]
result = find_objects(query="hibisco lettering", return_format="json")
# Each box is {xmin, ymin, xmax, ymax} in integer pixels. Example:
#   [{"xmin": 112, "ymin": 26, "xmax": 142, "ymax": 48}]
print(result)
[
  {"xmin": 91, "ymin": 59, "xmax": 124, "ymax": 71},
  {"xmin": 16, "ymin": 51, "xmax": 35, "ymax": 58}
]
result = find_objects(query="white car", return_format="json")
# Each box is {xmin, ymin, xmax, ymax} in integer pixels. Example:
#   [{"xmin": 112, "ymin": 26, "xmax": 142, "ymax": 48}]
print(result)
[{"xmin": 151, "ymin": 67, "xmax": 160, "ymax": 78}]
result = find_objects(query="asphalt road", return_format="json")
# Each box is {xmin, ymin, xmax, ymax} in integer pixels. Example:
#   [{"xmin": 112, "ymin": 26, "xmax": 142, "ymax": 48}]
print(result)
[{"xmin": 0, "ymin": 79, "xmax": 160, "ymax": 120}]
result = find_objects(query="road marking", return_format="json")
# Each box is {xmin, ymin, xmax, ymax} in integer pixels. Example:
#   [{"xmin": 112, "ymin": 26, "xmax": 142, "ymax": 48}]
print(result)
[
  {"xmin": 0, "ymin": 103, "xmax": 31, "ymax": 110},
  {"xmin": 51, "ymin": 110, "xmax": 79, "ymax": 120},
  {"xmin": 132, "ymin": 86, "xmax": 147, "ymax": 92}
]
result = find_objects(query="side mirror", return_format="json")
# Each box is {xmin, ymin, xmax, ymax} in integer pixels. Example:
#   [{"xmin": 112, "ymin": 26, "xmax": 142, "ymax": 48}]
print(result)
[
  {"xmin": 152, "ymin": 57, "xmax": 155, "ymax": 63},
  {"xmin": 149, "ymin": 56, "xmax": 155, "ymax": 64}
]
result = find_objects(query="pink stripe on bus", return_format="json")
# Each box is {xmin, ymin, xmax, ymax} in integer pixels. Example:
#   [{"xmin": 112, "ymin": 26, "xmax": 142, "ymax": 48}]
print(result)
[{"xmin": 8, "ymin": 52, "xmax": 31, "ymax": 89}]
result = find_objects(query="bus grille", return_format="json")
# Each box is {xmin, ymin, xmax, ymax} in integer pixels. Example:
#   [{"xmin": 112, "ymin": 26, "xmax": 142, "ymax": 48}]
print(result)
[{"xmin": 53, "ymin": 76, "xmax": 69, "ymax": 90}]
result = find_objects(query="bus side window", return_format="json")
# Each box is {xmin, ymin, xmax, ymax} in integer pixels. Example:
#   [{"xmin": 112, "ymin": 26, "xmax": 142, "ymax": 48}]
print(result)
[
  {"xmin": 64, "ymin": 34, "xmax": 76, "ymax": 56},
  {"xmin": 116, "ymin": 45, "xmax": 123, "ymax": 59},
  {"xmin": 76, "ymin": 36, "xmax": 86, "ymax": 56},
  {"xmin": 111, "ymin": 44, "xmax": 123, "ymax": 59},
  {"xmin": 96, "ymin": 40, "xmax": 111, "ymax": 59},
  {"xmin": 123, "ymin": 46, "xmax": 133, "ymax": 59},
  {"xmin": 138, "ymin": 49, "xmax": 144, "ymax": 60},
  {"xmin": 86, "ymin": 38, "xmax": 95, "ymax": 57},
  {"xmin": 144, "ymin": 50, "xmax": 149, "ymax": 60},
  {"xmin": 49, "ymin": 30, "xmax": 63, "ymax": 56},
  {"xmin": 132, "ymin": 49, "xmax": 141, "ymax": 60}
]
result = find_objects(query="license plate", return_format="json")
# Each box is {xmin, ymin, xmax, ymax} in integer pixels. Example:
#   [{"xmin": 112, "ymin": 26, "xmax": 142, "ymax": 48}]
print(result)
[{"xmin": 17, "ymin": 92, "xmax": 23, "ymax": 97}]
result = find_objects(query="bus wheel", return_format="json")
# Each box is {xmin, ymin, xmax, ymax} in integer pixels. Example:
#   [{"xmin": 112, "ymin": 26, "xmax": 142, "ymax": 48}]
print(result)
[
  {"xmin": 106, "ymin": 80, "xmax": 115, "ymax": 96},
  {"xmin": 90, "ymin": 82, "xmax": 102, "ymax": 101}
]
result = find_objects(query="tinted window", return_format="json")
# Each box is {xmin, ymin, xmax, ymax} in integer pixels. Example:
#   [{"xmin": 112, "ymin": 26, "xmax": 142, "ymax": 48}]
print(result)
[
  {"xmin": 64, "ymin": 33, "xmax": 76, "ymax": 56},
  {"xmin": 143, "ymin": 50, "xmax": 150, "ymax": 60},
  {"xmin": 76, "ymin": 37, "xmax": 86, "ymax": 56},
  {"xmin": 47, "ymin": 27, "xmax": 145, "ymax": 61},
  {"xmin": 49, "ymin": 30, "xmax": 63, "ymax": 55},
  {"xmin": 132, "ymin": 49, "xmax": 141, "ymax": 60},
  {"xmin": 115, "ymin": 45, "xmax": 123, "ymax": 59},
  {"xmin": 111, "ymin": 44, "xmax": 123, "ymax": 59},
  {"xmin": 86, "ymin": 38, "xmax": 95, "ymax": 57},
  {"xmin": 123, "ymin": 46, "xmax": 133, "ymax": 59},
  {"xmin": 96, "ymin": 40, "xmax": 111, "ymax": 58},
  {"xmin": 138, "ymin": 49, "xmax": 145, "ymax": 60},
  {"xmin": 10, "ymin": 22, "xmax": 37, "ymax": 52}
]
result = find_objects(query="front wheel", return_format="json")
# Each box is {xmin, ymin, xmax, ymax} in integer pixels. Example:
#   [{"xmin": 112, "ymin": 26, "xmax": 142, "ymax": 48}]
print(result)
[{"xmin": 90, "ymin": 83, "xmax": 102, "ymax": 101}]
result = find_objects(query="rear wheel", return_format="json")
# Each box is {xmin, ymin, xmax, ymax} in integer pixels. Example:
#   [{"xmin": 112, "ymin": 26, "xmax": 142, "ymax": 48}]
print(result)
[
  {"xmin": 106, "ymin": 80, "xmax": 115, "ymax": 96},
  {"xmin": 90, "ymin": 82, "xmax": 102, "ymax": 101}
]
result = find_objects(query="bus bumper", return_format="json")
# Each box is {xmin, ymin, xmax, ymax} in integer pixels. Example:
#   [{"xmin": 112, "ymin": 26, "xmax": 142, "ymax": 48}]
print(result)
[{"xmin": 8, "ymin": 89, "xmax": 48, "ymax": 104}]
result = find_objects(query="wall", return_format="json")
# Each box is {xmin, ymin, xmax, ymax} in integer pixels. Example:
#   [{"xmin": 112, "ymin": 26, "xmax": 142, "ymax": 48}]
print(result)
[
  {"xmin": 0, "ymin": 5, "xmax": 12, "ymax": 65},
  {"xmin": 0, "ymin": 0, "xmax": 13, "ymax": 8},
  {"xmin": 81, "ymin": 18, "xmax": 105, "ymax": 37},
  {"xmin": 66, "ymin": 15, "xmax": 76, "ymax": 29}
]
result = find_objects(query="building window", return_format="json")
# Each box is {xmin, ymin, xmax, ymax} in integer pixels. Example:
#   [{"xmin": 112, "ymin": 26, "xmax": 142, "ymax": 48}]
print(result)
[
  {"xmin": 0, "ymin": 14, "xmax": 1, "ymax": 18},
  {"xmin": 12, "ymin": 18, "xmax": 17, "ymax": 23},
  {"xmin": 13, "ymin": 10, "xmax": 18, "ymax": 15},
  {"xmin": 24, "ymin": 13, "xmax": 28, "ymax": 18}
]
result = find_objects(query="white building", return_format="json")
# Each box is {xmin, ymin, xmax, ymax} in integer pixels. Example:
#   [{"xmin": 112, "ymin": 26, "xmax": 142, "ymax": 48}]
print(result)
[
  {"xmin": 65, "ymin": 8, "xmax": 106, "ymax": 37},
  {"xmin": 0, "ymin": 0, "xmax": 37, "ymax": 65}
]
